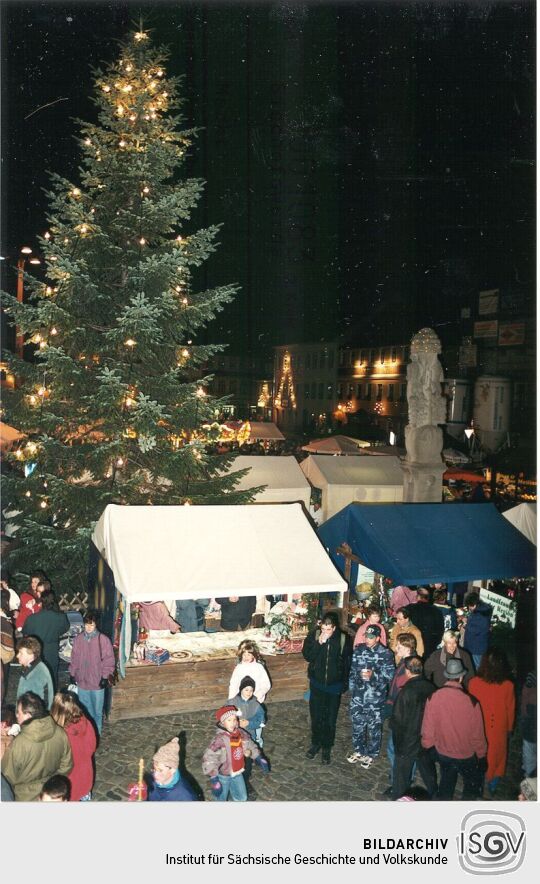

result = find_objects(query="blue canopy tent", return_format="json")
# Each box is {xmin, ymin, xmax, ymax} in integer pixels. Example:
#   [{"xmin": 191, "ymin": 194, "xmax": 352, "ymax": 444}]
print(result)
[{"xmin": 318, "ymin": 503, "xmax": 537, "ymax": 586}]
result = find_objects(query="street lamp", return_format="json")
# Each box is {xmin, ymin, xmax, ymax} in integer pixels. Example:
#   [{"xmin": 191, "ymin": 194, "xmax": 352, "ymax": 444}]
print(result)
[{"xmin": 16, "ymin": 246, "xmax": 41, "ymax": 358}]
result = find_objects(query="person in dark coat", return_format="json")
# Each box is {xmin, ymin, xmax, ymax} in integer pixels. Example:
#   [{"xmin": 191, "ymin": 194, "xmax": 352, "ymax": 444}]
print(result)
[
  {"xmin": 389, "ymin": 655, "xmax": 437, "ymax": 799},
  {"xmin": 22, "ymin": 589, "xmax": 69, "ymax": 688},
  {"xmin": 424, "ymin": 630, "xmax": 475, "ymax": 689},
  {"xmin": 302, "ymin": 610, "xmax": 352, "ymax": 764},
  {"xmin": 408, "ymin": 587, "xmax": 445, "ymax": 659},
  {"xmin": 216, "ymin": 596, "xmax": 256, "ymax": 631},
  {"xmin": 147, "ymin": 736, "xmax": 199, "ymax": 802},
  {"xmin": 462, "ymin": 592, "xmax": 492, "ymax": 669}
]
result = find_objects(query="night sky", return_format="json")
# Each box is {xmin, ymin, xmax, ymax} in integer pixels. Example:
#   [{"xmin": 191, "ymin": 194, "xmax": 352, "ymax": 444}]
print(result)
[{"xmin": 1, "ymin": 1, "xmax": 535, "ymax": 350}]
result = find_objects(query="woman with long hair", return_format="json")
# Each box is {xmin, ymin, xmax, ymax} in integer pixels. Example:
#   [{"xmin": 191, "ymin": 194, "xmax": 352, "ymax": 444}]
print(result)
[
  {"xmin": 469, "ymin": 648, "xmax": 515, "ymax": 796},
  {"xmin": 228, "ymin": 640, "xmax": 271, "ymax": 704},
  {"xmin": 50, "ymin": 690, "xmax": 96, "ymax": 801}
]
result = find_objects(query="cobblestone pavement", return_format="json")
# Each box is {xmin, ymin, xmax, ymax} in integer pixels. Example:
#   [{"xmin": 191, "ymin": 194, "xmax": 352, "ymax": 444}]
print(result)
[{"xmin": 6, "ymin": 670, "xmax": 525, "ymax": 802}]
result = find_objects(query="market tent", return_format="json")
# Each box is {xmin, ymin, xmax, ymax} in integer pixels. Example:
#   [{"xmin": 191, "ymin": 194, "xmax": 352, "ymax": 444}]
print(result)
[
  {"xmin": 301, "ymin": 435, "xmax": 370, "ymax": 455},
  {"xmin": 300, "ymin": 454, "xmax": 403, "ymax": 521},
  {"xmin": 248, "ymin": 422, "xmax": 285, "ymax": 442},
  {"xmin": 0, "ymin": 421, "xmax": 24, "ymax": 453},
  {"xmin": 318, "ymin": 502, "xmax": 536, "ymax": 585},
  {"xmin": 91, "ymin": 503, "xmax": 346, "ymax": 603},
  {"xmin": 362, "ymin": 444, "xmax": 406, "ymax": 457},
  {"xmin": 502, "ymin": 503, "xmax": 537, "ymax": 546},
  {"xmin": 222, "ymin": 455, "xmax": 311, "ymax": 505}
]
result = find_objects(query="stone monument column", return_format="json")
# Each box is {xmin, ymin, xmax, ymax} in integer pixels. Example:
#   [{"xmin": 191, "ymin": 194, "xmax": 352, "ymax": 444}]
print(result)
[{"xmin": 401, "ymin": 328, "xmax": 446, "ymax": 503}]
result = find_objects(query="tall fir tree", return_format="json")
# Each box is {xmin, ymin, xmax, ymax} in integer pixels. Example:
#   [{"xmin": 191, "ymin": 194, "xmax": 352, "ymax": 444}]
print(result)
[{"xmin": 2, "ymin": 26, "xmax": 260, "ymax": 592}]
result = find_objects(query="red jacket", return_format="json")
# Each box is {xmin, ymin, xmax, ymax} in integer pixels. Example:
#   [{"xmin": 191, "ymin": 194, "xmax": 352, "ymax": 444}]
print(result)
[
  {"xmin": 421, "ymin": 681, "xmax": 487, "ymax": 760},
  {"xmin": 15, "ymin": 593, "xmax": 42, "ymax": 631},
  {"xmin": 65, "ymin": 715, "xmax": 97, "ymax": 800}
]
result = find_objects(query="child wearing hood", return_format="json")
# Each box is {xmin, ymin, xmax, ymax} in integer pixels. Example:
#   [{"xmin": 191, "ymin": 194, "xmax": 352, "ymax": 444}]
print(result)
[
  {"xmin": 148, "ymin": 736, "xmax": 199, "ymax": 801},
  {"xmin": 229, "ymin": 675, "xmax": 266, "ymax": 746},
  {"xmin": 202, "ymin": 705, "xmax": 269, "ymax": 801},
  {"xmin": 228, "ymin": 640, "xmax": 271, "ymax": 704}
]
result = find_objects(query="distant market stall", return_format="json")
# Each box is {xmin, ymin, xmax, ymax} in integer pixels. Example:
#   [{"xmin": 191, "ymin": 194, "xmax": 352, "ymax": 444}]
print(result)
[
  {"xmin": 89, "ymin": 503, "xmax": 346, "ymax": 720},
  {"xmin": 222, "ymin": 455, "xmax": 311, "ymax": 505},
  {"xmin": 301, "ymin": 435, "xmax": 370, "ymax": 455},
  {"xmin": 300, "ymin": 454, "xmax": 404, "ymax": 522}
]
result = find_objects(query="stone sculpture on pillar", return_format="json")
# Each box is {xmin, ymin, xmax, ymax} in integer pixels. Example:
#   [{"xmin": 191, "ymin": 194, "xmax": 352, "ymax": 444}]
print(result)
[{"xmin": 402, "ymin": 328, "xmax": 446, "ymax": 502}]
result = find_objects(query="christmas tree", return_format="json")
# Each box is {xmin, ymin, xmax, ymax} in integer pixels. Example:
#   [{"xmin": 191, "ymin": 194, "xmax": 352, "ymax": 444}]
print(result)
[{"xmin": 2, "ymin": 26, "xmax": 260, "ymax": 592}]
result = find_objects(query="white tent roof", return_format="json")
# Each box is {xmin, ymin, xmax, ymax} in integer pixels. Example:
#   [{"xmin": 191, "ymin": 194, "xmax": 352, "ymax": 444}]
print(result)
[
  {"xmin": 301, "ymin": 454, "xmax": 404, "ymax": 520},
  {"xmin": 224, "ymin": 455, "xmax": 311, "ymax": 505},
  {"xmin": 301, "ymin": 435, "xmax": 370, "ymax": 455},
  {"xmin": 502, "ymin": 503, "xmax": 537, "ymax": 546},
  {"xmin": 91, "ymin": 503, "xmax": 346, "ymax": 602},
  {"xmin": 248, "ymin": 422, "xmax": 285, "ymax": 441}
]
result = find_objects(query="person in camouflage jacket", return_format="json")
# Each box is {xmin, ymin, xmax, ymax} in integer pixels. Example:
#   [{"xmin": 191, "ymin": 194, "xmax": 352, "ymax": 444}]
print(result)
[{"xmin": 347, "ymin": 623, "xmax": 395, "ymax": 769}]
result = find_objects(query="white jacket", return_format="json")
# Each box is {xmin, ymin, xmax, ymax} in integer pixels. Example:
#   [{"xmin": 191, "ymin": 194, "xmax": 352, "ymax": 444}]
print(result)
[{"xmin": 228, "ymin": 661, "xmax": 271, "ymax": 703}]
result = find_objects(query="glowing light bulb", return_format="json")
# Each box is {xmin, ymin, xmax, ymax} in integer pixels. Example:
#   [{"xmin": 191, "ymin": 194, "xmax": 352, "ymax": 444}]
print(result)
[
  {"xmin": 157, "ymin": 69, "xmax": 164, "ymax": 77},
  {"xmin": 134, "ymin": 31, "xmax": 148, "ymax": 42},
  {"xmin": 129, "ymin": 114, "xmax": 137, "ymax": 122},
  {"xmin": 25, "ymin": 490, "xmax": 31, "ymax": 498},
  {"xmin": 176, "ymin": 235, "xmax": 183, "ymax": 244},
  {"xmin": 125, "ymin": 339, "xmax": 136, "ymax": 348},
  {"xmin": 85, "ymin": 138, "xmax": 91, "ymax": 146},
  {"xmin": 44, "ymin": 231, "xmax": 51, "ymax": 240},
  {"xmin": 125, "ymin": 397, "xmax": 134, "ymax": 408},
  {"xmin": 142, "ymin": 186, "xmax": 150, "ymax": 193},
  {"xmin": 182, "ymin": 298, "xmax": 188, "ymax": 306},
  {"xmin": 117, "ymin": 104, "xmax": 124, "ymax": 116},
  {"xmin": 116, "ymin": 457, "xmax": 124, "ymax": 467},
  {"xmin": 181, "ymin": 349, "xmax": 189, "ymax": 358},
  {"xmin": 71, "ymin": 188, "xmax": 81, "ymax": 197},
  {"xmin": 40, "ymin": 500, "xmax": 48, "ymax": 509},
  {"xmin": 119, "ymin": 140, "xmax": 127, "ymax": 147},
  {"xmin": 29, "ymin": 395, "xmax": 37, "ymax": 406},
  {"xmin": 50, "ymin": 327, "xmax": 58, "ymax": 335},
  {"xmin": 126, "ymin": 64, "xmax": 133, "ymax": 72},
  {"xmin": 102, "ymin": 84, "xmax": 111, "ymax": 92},
  {"xmin": 122, "ymin": 84, "xmax": 133, "ymax": 93},
  {"xmin": 138, "ymin": 237, "xmax": 146, "ymax": 246},
  {"xmin": 45, "ymin": 286, "xmax": 53, "ymax": 295},
  {"xmin": 196, "ymin": 387, "xmax": 206, "ymax": 399},
  {"xmin": 37, "ymin": 387, "xmax": 46, "ymax": 397},
  {"xmin": 39, "ymin": 341, "xmax": 46, "ymax": 350}
]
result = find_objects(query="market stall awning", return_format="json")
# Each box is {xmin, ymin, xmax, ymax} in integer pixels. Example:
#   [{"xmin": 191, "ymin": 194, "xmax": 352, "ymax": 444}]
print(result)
[
  {"xmin": 502, "ymin": 503, "xmax": 537, "ymax": 546},
  {"xmin": 318, "ymin": 502, "xmax": 536, "ymax": 585},
  {"xmin": 222, "ymin": 455, "xmax": 311, "ymax": 505},
  {"xmin": 443, "ymin": 467, "xmax": 485, "ymax": 484},
  {"xmin": 248, "ymin": 422, "xmax": 285, "ymax": 442},
  {"xmin": 0, "ymin": 421, "xmax": 24, "ymax": 453},
  {"xmin": 92, "ymin": 503, "xmax": 346, "ymax": 602},
  {"xmin": 301, "ymin": 435, "xmax": 370, "ymax": 455},
  {"xmin": 301, "ymin": 454, "xmax": 403, "ymax": 521}
]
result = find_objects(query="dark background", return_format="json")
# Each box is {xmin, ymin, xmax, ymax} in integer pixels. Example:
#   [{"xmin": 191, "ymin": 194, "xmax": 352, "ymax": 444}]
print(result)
[{"xmin": 1, "ymin": 1, "xmax": 535, "ymax": 349}]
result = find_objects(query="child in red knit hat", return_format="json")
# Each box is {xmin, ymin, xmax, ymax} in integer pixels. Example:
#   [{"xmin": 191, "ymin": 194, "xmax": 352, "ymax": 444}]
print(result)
[{"xmin": 202, "ymin": 705, "xmax": 269, "ymax": 801}]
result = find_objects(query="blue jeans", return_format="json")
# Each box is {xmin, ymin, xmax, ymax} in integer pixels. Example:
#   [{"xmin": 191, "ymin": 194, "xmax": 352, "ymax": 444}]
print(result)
[
  {"xmin": 78, "ymin": 688, "xmax": 105, "ymax": 735},
  {"xmin": 472, "ymin": 653, "xmax": 483, "ymax": 670},
  {"xmin": 522, "ymin": 740, "xmax": 536, "ymax": 777},
  {"xmin": 215, "ymin": 774, "xmax": 247, "ymax": 802}
]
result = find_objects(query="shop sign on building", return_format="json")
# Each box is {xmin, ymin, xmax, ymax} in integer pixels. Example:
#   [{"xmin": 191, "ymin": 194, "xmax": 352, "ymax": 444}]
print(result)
[
  {"xmin": 478, "ymin": 289, "xmax": 499, "ymax": 315},
  {"xmin": 474, "ymin": 320, "xmax": 498, "ymax": 339},
  {"xmin": 498, "ymin": 321, "xmax": 526, "ymax": 347}
]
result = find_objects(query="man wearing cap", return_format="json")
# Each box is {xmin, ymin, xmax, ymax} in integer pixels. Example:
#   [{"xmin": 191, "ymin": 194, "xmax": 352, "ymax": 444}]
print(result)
[
  {"xmin": 148, "ymin": 736, "xmax": 199, "ymax": 801},
  {"xmin": 421, "ymin": 657, "xmax": 487, "ymax": 800},
  {"xmin": 348, "ymin": 623, "xmax": 395, "ymax": 770},
  {"xmin": 202, "ymin": 705, "xmax": 269, "ymax": 801}
]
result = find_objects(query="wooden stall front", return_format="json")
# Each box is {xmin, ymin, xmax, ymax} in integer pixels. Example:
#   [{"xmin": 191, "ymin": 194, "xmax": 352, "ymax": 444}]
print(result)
[{"xmin": 109, "ymin": 651, "xmax": 307, "ymax": 721}]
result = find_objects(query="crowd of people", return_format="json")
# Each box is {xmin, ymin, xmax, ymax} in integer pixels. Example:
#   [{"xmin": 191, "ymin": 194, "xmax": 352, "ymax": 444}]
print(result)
[
  {"xmin": 301, "ymin": 585, "xmax": 536, "ymax": 802},
  {"xmin": 0, "ymin": 569, "xmax": 536, "ymax": 803}
]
